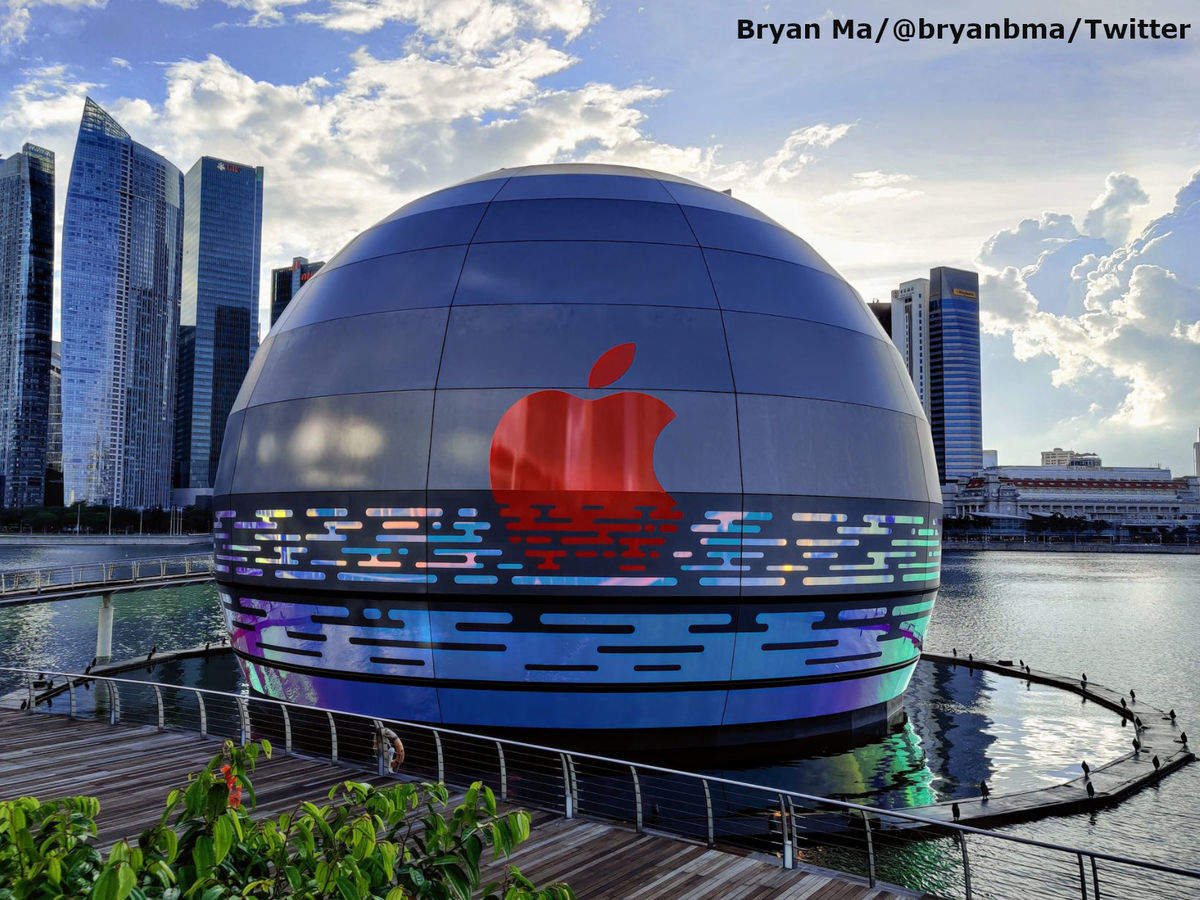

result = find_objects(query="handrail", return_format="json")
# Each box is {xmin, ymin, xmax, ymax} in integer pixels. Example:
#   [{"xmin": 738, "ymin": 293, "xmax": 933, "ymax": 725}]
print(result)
[
  {"xmin": 4, "ymin": 664, "xmax": 1198, "ymax": 891},
  {"xmin": 0, "ymin": 554, "xmax": 214, "ymax": 597}
]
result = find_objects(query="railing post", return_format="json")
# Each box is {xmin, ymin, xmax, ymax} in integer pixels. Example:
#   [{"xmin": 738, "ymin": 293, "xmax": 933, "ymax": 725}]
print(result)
[
  {"xmin": 566, "ymin": 755, "xmax": 579, "ymax": 816},
  {"xmin": 560, "ymin": 754, "xmax": 573, "ymax": 819},
  {"xmin": 373, "ymin": 719, "xmax": 386, "ymax": 775},
  {"xmin": 153, "ymin": 684, "xmax": 164, "ymax": 729},
  {"xmin": 237, "ymin": 697, "xmax": 250, "ymax": 746},
  {"xmin": 281, "ymin": 704, "xmax": 292, "ymax": 753},
  {"xmin": 630, "ymin": 766, "xmax": 643, "ymax": 833},
  {"xmin": 861, "ymin": 810, "xmax": 876, "ymax": 887},
  {"xmin": 702, "ymin": 778, "xmax": 714, "ymax": 847},
  {"xmin": 196, "ymin": 690, "xmax": 207, "ymax": 737},
  {"xmin": 25, "ymin": 673, "xmax": 34, "ymax": 711},
  {"xmin": 959, "ymin": 832, "xmax": 973, "ymax": 899},
  {"xmin": 67, "ymin": 678, "xmax": 76, "ymax": 718},
  {"xmin": 495, "ymin": 741, "xmax": 508, "ymax": 800},
  {"xmin": 327, "ymin": 711, "xmax": 338, "ymax": 762},
  {"xmin": 433, "ymin": 730, "xmax": 444, "ymax": 783},
  {"xmin": 107, "ymin": 681, "xmax": 120, "ymax": 725},
  {"xmin": 1091, "ymin": 855, "xmax": 1100, "ymax": 898},
  {"xmin": 779, "ymin": 794, "xmax": 794, "ymax": 869},
  {"xmin": 1077, "ymin": 853, "xmax": 1087, "ymax": 900}
]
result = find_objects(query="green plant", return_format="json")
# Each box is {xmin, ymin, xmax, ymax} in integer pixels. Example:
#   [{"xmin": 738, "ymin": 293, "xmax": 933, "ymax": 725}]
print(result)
[{"xmin": 0, "ymin": 740, "xmax": 573, "ymax": 900}]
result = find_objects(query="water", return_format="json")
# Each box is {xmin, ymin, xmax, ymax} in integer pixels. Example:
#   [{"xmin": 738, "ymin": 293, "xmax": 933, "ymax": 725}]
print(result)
[{"xmin": 1, "ymin": 545, "xmax": 1196, "ymax": 880}]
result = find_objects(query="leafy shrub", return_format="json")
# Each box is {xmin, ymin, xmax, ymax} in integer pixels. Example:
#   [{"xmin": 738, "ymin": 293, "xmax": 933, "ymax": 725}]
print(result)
[{"xmin": 0, "ymin": 739, "xmax": 573, "ymax": 900}]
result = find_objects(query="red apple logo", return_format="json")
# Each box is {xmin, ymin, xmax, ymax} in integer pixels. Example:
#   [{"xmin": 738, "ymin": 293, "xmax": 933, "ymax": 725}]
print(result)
[{"xmin": 489, "ymin": 343, "xmax": 681, "ymax": 572}]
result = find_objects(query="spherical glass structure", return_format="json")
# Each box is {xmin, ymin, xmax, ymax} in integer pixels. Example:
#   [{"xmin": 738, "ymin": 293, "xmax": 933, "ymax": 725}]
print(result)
[{"xmin": 214, "ymin": 163, "xmax": 941, "ymax": 748}]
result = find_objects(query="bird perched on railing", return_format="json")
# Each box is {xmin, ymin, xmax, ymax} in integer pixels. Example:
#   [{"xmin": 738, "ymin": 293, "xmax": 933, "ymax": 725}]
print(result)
[
  {"xmin": 951, "ymin": 802, "xmax": 961, "ymax": 822},
  {"xmin": 1081, "ymin": 760, "xmax": 1090, "ymax": 776},
  {"xmin": 979, "ymin": 780, "xmax": 989, "ymax": 801}
]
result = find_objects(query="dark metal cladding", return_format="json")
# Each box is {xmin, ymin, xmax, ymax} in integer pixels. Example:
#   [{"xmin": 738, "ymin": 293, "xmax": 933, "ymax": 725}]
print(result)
[{"xmin": 214, "ymin": 163, "xmax": 941, "ymax": 747}]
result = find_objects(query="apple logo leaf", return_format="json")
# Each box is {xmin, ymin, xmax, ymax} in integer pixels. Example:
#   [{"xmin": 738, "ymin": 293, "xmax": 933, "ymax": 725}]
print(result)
[{"xmin": 588, "ymin": 342, "xmax": 637, "ymax": 389}]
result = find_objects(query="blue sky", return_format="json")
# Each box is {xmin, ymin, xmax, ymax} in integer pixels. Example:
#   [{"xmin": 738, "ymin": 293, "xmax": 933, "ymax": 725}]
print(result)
[{"xmin": 3, "ymin": 0, "xmax": 1199, "ymax": 473}]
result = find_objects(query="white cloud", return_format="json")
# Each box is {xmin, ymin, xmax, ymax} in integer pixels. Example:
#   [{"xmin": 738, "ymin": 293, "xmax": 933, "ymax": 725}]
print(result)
[
  {"xmin": 1081, "ymin": 171, "xmax": 1149, "ymax": 246},
  {"xmin": 818, "ymin": 169, "xmax": 920, "ymax": 208},
  {"xmin": 1, "ymin": 0, "xmax": 104, "ymax": 45},
  {"xmin": 110, "ymin": 56, "xmax": 130, "ymax": 68},
  {"xmin": 980, "ymin": 170, "xmax": 1200, "ymax": 448}
]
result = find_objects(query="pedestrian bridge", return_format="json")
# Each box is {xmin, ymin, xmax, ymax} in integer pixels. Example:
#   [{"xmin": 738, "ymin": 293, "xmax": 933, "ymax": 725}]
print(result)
[{"xmin": 0, "ymin": 553, "xmax": 214, "ymax": 606}]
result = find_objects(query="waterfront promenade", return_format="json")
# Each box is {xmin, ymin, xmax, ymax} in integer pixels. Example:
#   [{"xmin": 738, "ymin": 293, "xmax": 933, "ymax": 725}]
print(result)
[{"xmin": 0, "ymin": 708, "xmax": 905, "ymax": 899}]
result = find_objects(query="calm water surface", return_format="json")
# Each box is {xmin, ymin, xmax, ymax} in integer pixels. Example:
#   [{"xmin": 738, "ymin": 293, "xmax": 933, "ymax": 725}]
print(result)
[{"xmin": 1, "ymin": 546, "xmax": 1196, "ymax": 876}]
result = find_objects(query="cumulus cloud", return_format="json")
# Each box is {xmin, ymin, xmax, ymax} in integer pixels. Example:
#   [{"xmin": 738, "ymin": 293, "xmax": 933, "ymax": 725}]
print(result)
[
  {"xmin": 979, "ymin": 169, "xmax": 1200, "ymax": 449},
  {"xmin": 0, "ymin": 12, "xmax": 855, "ymax": 344},
  {"xmin": 1081, "ymin": 171, "xmax": 1149, "ymax": 246}
]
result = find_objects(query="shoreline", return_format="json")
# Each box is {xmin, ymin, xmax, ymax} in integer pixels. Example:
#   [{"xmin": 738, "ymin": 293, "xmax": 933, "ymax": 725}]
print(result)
[
  {"xmin": 0, "ymin": 534, "xmax": 212, "ymax": 546},
  {"xmin": 943, "ymin": 539, "xmax": 1200, "ymax": 555}
]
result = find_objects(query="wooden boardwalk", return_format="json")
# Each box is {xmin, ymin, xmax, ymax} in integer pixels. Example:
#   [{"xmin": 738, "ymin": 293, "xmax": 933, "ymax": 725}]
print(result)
[{"xmin": 0, "ymin": 710, "xmax": 908, "ymax": 899}]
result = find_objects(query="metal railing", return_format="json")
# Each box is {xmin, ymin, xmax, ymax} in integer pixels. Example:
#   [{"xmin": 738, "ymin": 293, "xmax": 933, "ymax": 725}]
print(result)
[
  {"xmin": 0, "ymin": 554, "xmax": 214, "ymax": 598},
  {"xmin": 5, "ymin": 666, "xmax": 1199, "ymax": 900}
]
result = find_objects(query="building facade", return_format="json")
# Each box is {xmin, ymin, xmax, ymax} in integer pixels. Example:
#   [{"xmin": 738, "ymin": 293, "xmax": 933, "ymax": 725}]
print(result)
[
  {"xmin": 1193, "ymin": 426, "xmax": 1199, "ymax": 478},
  {"xmin": 270, "ymin": 256, "xmax": 323, "ymax": 326},
  {"xmin": 61, "ymin": 98, "xmax": 183, "ymax": 509},
  {"xmin": 45, "ymin": 340, "xmax": 63, "ymax": 506},
  {"xmin": 952, "ymin": 464, "xmax": 1200, "ymax": 529},
  {"xmin": 0, "ymin": 143, "xmax": 54, "ymax": 508},
  {"xmin": 174, "ymin": 157, "xmax": 263, "ymax": 490},
  {"xmin": 928, "ymin": 267, "xmax": 982, "ymax": 483},
  {"xmin": 889, "ymin": 278, "xmax": 930, "ymax": 417},
  {"xmin": 1040, "ymin": 447, "xmax": 1101, "ymax": 468}
]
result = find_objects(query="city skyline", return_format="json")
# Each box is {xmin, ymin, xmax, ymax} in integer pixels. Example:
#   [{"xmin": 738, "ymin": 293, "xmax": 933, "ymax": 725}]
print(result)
[{"xmin": 0, "ymin": 0, "xmax": 1198, "ymax": 474}]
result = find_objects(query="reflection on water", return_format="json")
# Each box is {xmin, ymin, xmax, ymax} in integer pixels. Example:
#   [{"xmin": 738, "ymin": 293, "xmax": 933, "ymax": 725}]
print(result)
[
  {"xmin": 709, "ymin": 656, "xmax": 1130, "ymax": 809},
  {"xmin": 1, "ymin": 544, "xmax": 1197, "ymax": 877}
]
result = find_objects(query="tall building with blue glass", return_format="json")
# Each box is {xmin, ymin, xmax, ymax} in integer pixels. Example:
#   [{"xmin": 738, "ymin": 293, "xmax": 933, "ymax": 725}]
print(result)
[
  {"xmin": 0, "ymin": 143, "xmax": 54, "ymax": 508},
  {"xmin": 928, "ymin": 266, "xmax": 982, "ymax": 483},
  {"xmin": 174, "ymin": 157, "xmax": 263, "ymax": 490},
  {"xmin": 61, "ymin": 98, "xmax": 183, "ymax": 509}
]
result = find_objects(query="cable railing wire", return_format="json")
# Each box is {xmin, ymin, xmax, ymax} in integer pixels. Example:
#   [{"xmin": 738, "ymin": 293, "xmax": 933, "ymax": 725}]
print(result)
[{"xmin": 4, "ymin": 665, "xmax": 1197, "ymax": 899}]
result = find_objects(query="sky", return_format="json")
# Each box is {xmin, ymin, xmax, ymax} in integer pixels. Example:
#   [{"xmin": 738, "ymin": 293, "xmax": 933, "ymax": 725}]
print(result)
[{"xmin": 2, "ymin": 0, "xmax": 1199, "ymax": 474}]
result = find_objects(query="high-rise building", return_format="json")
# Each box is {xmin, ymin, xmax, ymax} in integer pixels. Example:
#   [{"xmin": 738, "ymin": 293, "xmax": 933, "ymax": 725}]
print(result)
[
  {"xmin": 174, "ymin": 157, "xmax": 263, "ymax": 490},
  {"xmin": 889, "ymin": 278, "xmax": 931, "ymax": 417},
  {"xmin": 867, "ymin": 300, "xmax": 891, "ymax": 336},
  {"xmin": 1041, "ymin": 447, "xmax": 1102, "ymax": 468},
  {"xmin": 928, "ymin": 266, "xmax": 982, "ymax": 483},
  {"xmin": 61, "ymin": 98, "xmax": 183, "ymax": 509},
  {"xmin": 0, "ymin": 143, "xmax": 54, "ymax": 508},
  {"xmin": 1193, "ymin": 426, "xmax": 1199, "ymax": 478},
  {"xmin": 45, "ymin": 340, "xmax": 63, "ymax": 506},
  {"xmin": 270, "ymin": 257, "xmax": 323, "ymax": 326}
]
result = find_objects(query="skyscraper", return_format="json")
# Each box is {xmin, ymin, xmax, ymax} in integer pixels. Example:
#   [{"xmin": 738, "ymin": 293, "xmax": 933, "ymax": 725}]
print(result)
[
  {"xmin": 1193, "ymin": 426, "xmax": 1199, "ymax": 478},
  {"xmin": 174, "ymin": 157, "xmax": 263, "ymax": 491},
  {"xmin": 928, "ymin": 266, "xmax": 982, "ymax": 483},
  {"xmin": 890, "ymin": 278, "xmax": 931, "ymax": 417},
  {"xmin": 45, "ymin": 340, "xmax": 62, "ymax": 506},
  {"xmin": 61, "ymin": 98, "xmax": 183, "ymax": 509},
  {"xmin": 270, "ymin": 256, "xmax": 323, "ymax": 326},
  {"xmin": 0, "ymin": 143, "xmax": 54, "ymax": 508}
]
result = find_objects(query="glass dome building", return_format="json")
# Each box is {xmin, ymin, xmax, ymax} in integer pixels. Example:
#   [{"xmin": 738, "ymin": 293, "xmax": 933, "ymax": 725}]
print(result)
[{"xmin": 214, "ymin": 163, "xmax": 941, "ymax": 749}]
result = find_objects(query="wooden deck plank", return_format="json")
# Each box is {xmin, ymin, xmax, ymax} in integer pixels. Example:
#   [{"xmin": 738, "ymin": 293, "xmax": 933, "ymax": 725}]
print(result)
[{"xmin": 0, "ymin": 710, "xmax": 910, "ymax": 899}]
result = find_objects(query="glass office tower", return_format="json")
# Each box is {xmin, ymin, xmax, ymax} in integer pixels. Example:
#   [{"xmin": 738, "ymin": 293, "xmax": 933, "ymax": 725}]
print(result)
[
  {"xmin": 61, "ymin": 98, "xmax": 183, "ymax": 509},
  {"xmin": 928, "ymin": 266, "xmax": 982, "ymax": 482},
  {"xmin": 0, "ymin": 143, "xmax": 54, "ymax": 508},
  {"xmin": 269, "ymin": 256, "xmax": 323, "ymax": 326},
  {"xmin": 174, "ymin": 157, "xmax": 263, "ymax": 489}
]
